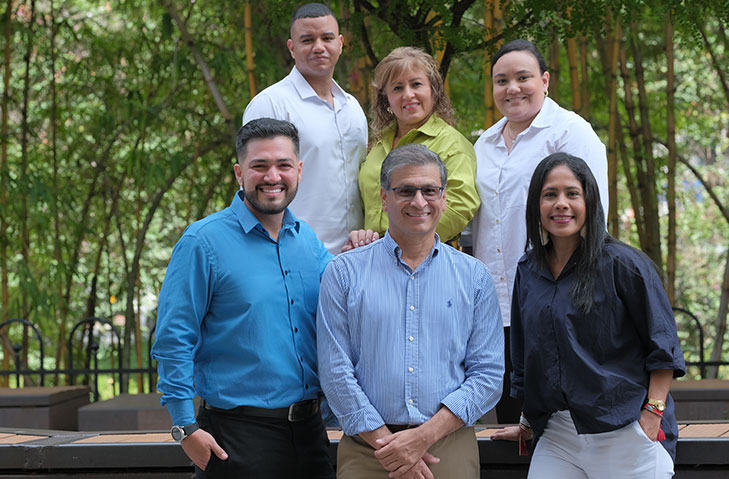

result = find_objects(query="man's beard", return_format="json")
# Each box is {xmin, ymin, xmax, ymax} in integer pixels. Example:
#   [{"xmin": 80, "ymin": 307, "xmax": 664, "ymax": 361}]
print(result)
[{"xmin": 244, "ymin": 182, "xmax": 298, "ymax": 215}]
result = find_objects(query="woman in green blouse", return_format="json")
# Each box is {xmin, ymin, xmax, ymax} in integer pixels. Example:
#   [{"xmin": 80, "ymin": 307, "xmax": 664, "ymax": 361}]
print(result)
[{"xmin": 357, "ymin": 47, "xmax": 480, "ymax": 244}]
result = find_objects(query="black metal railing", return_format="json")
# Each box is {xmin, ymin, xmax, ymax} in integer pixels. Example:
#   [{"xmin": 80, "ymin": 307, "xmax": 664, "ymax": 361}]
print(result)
[
  {"xmin": 0, "ymin": 317, "xmax": 157, "ymax": 401},
  {"xmin": 1, "ymin": 307, "xmax": 727, "ymax": 399}
]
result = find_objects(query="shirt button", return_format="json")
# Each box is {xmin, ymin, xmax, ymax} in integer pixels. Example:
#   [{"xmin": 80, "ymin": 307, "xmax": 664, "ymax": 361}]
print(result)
[
  {"xmin": 305, "ymin": 384, "xmax": 309, "ymax": 390},
  {"xmin": 408, "ymin": 367, "xmax": 414, "ymax": 373},
  {"xmin": 290, "ymin": 299, "xmax": 294, "ymax": 305},
  {"xmin": 497, "ymin": 248, "xmax": 501, "ymax": 253},
  {"xmin": 410, "ymin": 275, "xmax": 414, "ymax": 280},
  {"xmin": 409, "ymin": 305, "xmax": 415, "ymax": 311},
  {"xmin": 496, "ymin": 219, "xmax": 500, "ymax": 224},
  {"xmin": 409, "ymin": 336, "xmax": 414, "ymax": 342},
  {"xmin": 500, "ymin": 276, "xmax": 505, "ymax": 281},
  {"xmin": 408, "ymin": 399, "xmax": 414, "ymax": 404},
  {"xmin": 294, "ymin": 327, "xmax": 299, "ymax": 333}
]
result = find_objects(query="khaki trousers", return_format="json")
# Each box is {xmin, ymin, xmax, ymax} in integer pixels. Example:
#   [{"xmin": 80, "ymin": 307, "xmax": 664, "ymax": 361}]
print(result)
[{"xmin": 337, "ymin": 426, "xmax": 479, "ymax": 479}]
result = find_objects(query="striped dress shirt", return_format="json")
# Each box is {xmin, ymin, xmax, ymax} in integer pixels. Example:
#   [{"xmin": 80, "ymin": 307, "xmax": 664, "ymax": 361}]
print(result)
[{"xmin": 317, "ymin": 232, "xmax": 504, "ymax": 436}]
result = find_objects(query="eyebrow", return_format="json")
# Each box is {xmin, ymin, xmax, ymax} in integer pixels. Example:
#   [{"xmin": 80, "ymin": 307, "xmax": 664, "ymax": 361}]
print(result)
[
  {"xmin": 493, "ymin": 69, "xmax": 533, "ymax": 78},
  {"xmin": 248, "ymin": 158, "xmax": 295, "ymax": 165},
  {"xmin": 298, "ymin": 32, "xmax": 335, "ymax": 39}
]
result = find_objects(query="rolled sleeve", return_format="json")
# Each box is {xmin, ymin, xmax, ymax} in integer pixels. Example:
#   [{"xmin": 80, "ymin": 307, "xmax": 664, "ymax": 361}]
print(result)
[
  {"xmin": 440, "ymin": 265, "xmax": 504, "ymax": 425},
  {"xmin": 614, "ymin": 250, "xmax": 686, "ymax": 378},
  {"xmin": 317, "ymin": 260, "xmax": 386, "ymax": 436}
]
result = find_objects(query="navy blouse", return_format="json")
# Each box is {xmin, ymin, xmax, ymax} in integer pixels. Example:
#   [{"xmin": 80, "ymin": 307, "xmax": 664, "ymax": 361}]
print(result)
[{"xmin": 510, "ymin": 240, "xmax": 686, "ymax": 460}]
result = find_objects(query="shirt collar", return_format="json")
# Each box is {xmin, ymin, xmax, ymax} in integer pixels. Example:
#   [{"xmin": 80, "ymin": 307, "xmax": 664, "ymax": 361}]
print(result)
[
  {"xmin": 290, "ymin": 66, "xmax": 348, "ymax": 107},
  {"xmin": 482, "ymin": 97, "xmax": 558, "ymax": 143},
  {"xmin": 521, "ymin": 244, "xmax": 580, "ymax": 280},
  {"xmin": 384, "ymin": 114, "xmax": 445, "ymax": 148},
  {"xmin": 231, "ymin": 191, "xmax": 299, "ymax": 235},
  {"xmin": 382, "ymin": 230, "xmax": 441, "ymax": 269}
]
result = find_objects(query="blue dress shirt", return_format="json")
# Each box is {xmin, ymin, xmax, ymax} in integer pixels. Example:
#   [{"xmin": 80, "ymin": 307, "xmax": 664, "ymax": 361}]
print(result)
[
  {"xmin": 152, "ymin": 192, "xmax": 332, "ymax": 426},
  {"xmin": 317, "ymin": 232, "xmax": 504, "ymax": 436},
  {"xmin": 511, "ymin": 240, "xmax": 686, "ymax": 460}
]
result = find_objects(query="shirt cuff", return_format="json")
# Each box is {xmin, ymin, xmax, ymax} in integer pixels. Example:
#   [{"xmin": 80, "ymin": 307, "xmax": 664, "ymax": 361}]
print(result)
[
  {"xmin": 165, "ymin": 399, "xmax": 197, "ymax": 426},
  {"xmin": 440, "ymin": 390, "xmax": 474, "ymax": 427},
  {"xmin": 336, "ymin": 403, "xmax": 386, "ymax": 437}
]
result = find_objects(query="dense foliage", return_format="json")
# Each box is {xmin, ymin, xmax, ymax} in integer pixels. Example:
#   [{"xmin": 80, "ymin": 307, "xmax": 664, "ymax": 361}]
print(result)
[{"xmin": 1, "ymin": 0, "xmax": 727, "ymax": 394}]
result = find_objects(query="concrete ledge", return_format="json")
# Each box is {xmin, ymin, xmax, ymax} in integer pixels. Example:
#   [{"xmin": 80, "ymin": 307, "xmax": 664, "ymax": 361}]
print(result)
[
  {"xmin": 0, "ymin": 387, "xmax": 90, "ymax": 431},
  {"xmin": 1, "ymin": 425, "xmax": 727, "ymax": 478},
  {"xmin": 673, "ymin": 380, "xmax": 729, "ymax": 421},
  {"xmin": 77, "ymin": 394, "xmax": 200, "ymax": 431}
]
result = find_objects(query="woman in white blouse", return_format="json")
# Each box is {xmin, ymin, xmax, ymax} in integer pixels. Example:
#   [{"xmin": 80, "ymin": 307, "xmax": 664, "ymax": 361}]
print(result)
[{"xmin": 472, "ymin": 39, "xmax": 608, "ymax": 423}]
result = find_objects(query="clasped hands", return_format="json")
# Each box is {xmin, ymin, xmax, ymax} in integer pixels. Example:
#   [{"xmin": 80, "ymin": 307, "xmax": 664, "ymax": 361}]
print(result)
[{"xmin": 373, "ymin": 428, "xmax": 440, "ymax": 479}]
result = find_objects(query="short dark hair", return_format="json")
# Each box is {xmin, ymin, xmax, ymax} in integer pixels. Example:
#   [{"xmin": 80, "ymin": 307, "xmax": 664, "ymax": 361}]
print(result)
[
  {"xmin": 236, "ymin": 118, "xmax": 300, "ymax": 162},
  {"xmin": 525, "ymin": 152, "xmax": 606, "ymax": 313},
  {"xmin": 491, "ymin": 39, "xmax": 548, "ymax": 75},
  {"xmin": 380, "ymin": 144, "xmax": 447, "ymax": 189},
  {"xmin": 290, "ymin": 3, "xmax": 336, "ymax": 35}
]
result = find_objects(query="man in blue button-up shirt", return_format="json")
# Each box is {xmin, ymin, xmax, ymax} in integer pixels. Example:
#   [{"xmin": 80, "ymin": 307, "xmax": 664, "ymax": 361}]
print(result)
[
  {"xmin": 317, "ymin": 144, "xmax": 504, "ymax": 479},
  {"xmin": 152, "ymin": 118, "xmax": 334, "ymax": 478}
]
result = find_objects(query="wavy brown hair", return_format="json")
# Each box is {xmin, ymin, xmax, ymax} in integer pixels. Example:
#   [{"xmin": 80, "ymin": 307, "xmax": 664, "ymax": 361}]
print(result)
[{"xmin": 370, "ymin": 47, "xmax": 454, "ymax": 140}]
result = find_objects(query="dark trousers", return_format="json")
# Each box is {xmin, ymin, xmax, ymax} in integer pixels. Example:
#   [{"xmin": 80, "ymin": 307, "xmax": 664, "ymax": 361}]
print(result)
[
  {"xmin": 195, "ymin": 405, "xmax": 335, "ymax": 479},
  {"xmin": 495, "ymin": 326, "xmax": 523, "ymax": 424}
]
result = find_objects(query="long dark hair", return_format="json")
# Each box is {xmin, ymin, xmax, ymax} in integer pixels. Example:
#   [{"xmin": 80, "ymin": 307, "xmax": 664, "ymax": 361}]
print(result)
[{"xmin": 525, "ymin": 152, "xmax": 606, "ymax": 313}]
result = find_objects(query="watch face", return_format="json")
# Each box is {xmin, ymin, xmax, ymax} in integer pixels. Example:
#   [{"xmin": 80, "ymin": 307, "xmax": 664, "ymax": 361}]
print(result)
[
  {"xmin": 649, "ymin": 399, "xmax": 666, "ymax": 411},
  {"xmin": 171, "ymin": 426, "xmax": 183, "ymax": 441}
]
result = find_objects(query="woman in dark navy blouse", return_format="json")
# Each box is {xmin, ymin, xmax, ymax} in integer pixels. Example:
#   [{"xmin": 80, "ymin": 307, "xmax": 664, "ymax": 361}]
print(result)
[{"xmin": 492, "ymin": 152, "xmax": 685, "ymax": 478}]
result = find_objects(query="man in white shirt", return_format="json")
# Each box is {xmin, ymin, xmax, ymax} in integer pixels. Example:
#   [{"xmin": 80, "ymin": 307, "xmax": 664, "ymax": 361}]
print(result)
[{"xmin": 243, "ymin": 3, "xmax": 368, "ymax": 253}]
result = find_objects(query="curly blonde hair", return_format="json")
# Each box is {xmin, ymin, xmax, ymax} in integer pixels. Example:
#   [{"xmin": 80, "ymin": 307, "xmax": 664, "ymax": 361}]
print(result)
[{"xmin": 371, "ymin": 47, "xmax": 454, "ymax": 139}]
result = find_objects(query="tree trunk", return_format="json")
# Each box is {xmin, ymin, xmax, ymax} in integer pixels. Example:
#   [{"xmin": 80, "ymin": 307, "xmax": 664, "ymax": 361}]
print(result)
[
  {"xmin": 707, "ymin": 251, "xmax": 729, "ymax": 378},
  {"xmin": 49, "ymin": 0, "xmax": 70, "ymax": 385},
  {"xmin": 665, "ymin": 13, "xmax": 677, "ymax": 304},
  {"xmin": 0, "ymin": 0, "xmax": 12, "ymax": 386},
  {"xmin": 566, "ymin": 35, "xmax": 581, "ymax": 112},
  {"xmin": 244, "ymin": 1, "xmax": 256, "ymax": 100},
  {"xmin": 549, "ymin": 35, "xmax": 560, "ymax": 102},
  {"xmin": 578, "ymin": 34, "xmax": 591, "ymax": 120},
  {"xmin": 618, "ymin": 41, "xmax": 651, "ymax": 251},
  {"xmin": 629, "ymin": 25, "xmax": 663, "ymax": 269},
  {"xmin": 483, "ymin": 0, "xmax": 495, "ymax": 127},
  {"xmin": 605, "ymin": 15, "xmax": 620, "ymax": 237}
]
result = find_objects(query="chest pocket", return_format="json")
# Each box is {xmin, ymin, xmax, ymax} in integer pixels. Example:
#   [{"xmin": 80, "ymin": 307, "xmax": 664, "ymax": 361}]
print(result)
[{"xmin": 296, "ymin": 270, "xmax": 320, "ymax": 314}]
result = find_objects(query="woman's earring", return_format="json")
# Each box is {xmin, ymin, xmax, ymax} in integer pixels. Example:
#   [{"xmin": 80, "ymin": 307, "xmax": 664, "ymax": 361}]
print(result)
[
  {"xmin": 540, "ymin": 225, "xmax": 550, "ymax": 246},
  {"xmin": 544, "ymin": 90, "xmax": 548, "ymax": 97},
  {"xmin": 580, "ymin": 225, "xmax": 586, "ymax": 239},
  {"xmin": 386, "ymin": 107, "xmax": 393, "ymax": 114}
]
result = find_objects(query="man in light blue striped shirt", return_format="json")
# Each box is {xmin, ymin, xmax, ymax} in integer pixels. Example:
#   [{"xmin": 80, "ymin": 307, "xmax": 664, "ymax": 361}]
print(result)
[{"xmin": 317, "ymin": 144, "xmax": 504, "ymax": 479}]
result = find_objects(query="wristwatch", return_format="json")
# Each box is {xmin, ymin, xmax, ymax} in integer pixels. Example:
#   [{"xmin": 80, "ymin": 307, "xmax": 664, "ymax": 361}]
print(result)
[
  {"xmin": 646, "ymin": 398, "xmax": 666, "ymax": 412},
  {"xmin": 171, "ymin": 423, "xmax": 199, "ymax": 442}
]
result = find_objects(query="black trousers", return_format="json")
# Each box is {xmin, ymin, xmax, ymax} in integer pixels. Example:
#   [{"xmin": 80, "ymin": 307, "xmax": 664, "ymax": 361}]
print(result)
[
  {"xmin": 495, "ymin": 326, "xmax": 523, "ymax": 424},
  {"xmin": 195, "ymin": 405, "xmax": 335, "ymax": 479}
]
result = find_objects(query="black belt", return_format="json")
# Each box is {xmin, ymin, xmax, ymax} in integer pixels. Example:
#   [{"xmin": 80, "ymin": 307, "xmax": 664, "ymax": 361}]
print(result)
[{"xmin": 203, "ymin": 398, "xmax": 321, "ymax": 422}]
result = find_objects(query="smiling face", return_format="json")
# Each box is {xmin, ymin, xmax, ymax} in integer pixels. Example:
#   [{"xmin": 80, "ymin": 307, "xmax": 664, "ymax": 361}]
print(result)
[
  {"xmin": 492, "ymin": 50, "xmax": 549, "ymax": 128},
  {"xmin": 287, "ymin": 15, "xmax": 343, "ymax": 81},
  {"xmin": 385, "ymin": 67, "xmax": 434, "ymax": 136},
  {"xmin": 381, "ymin": 163, "xmax": 446, "ymax": 242},
  {"xmin": 234, "ymin": 136, "xmax": 302, "ymax": 218},
  {"xmin": 539, "ymin": 164, "xmax": 586, "ymax": 250}
]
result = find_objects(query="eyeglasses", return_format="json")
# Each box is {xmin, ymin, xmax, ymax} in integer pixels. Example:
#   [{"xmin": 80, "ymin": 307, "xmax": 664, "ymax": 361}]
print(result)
[{"xmin": 387, "ymin": 185, "xmax": 445, "ymax": 201}]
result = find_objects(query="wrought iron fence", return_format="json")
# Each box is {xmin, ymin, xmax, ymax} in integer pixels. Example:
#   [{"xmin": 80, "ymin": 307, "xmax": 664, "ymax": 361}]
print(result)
[
  {"xmin": 0, "ymin": 317, "xmax": 157, "ymax": 401},
  {"xmin": 0, "ymin": 307, "xmax": 727, "ymax": 400}
]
